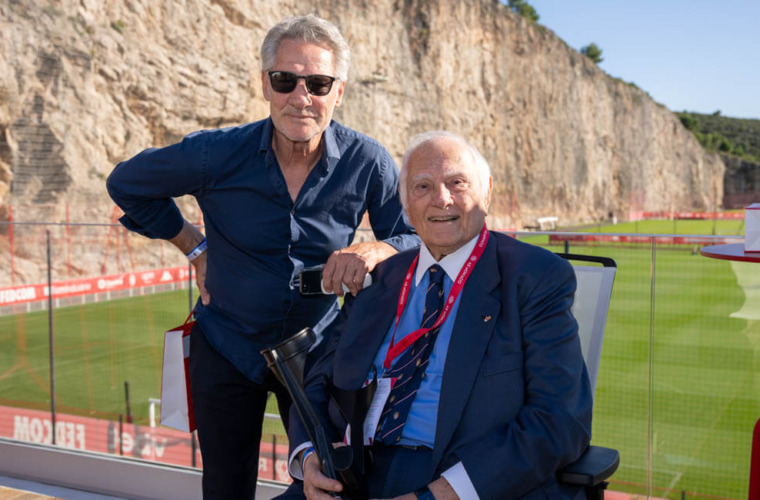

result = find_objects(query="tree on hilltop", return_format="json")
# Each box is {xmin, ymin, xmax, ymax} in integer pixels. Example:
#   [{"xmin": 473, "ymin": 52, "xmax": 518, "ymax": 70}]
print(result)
[
  {"xmin": 581, "ymin": 43, "xmax": 604, "ymax": 64},
  {"xmin": 508, "ymin": 0, "xmax": 539, "ymax": 22}
]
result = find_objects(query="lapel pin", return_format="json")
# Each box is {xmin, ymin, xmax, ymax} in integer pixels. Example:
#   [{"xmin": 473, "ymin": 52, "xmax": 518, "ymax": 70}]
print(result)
[{"xmin": 483, "ymin": 315, "xmax": 492, "ymax": 322}]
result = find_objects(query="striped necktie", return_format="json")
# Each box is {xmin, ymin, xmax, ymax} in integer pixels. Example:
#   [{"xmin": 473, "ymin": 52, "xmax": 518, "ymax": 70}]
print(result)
[{"xmin": 377, "ymin": 264, "xmax": 445, "ymax": 444}]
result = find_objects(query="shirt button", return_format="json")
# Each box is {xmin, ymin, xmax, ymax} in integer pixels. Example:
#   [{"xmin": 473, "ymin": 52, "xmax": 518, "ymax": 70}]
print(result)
[
  {"xmin": 393, "ymin": 411, "xmax": 400, "ymax": 420},
  {"xmin": 389, "ymin": 395, "xmax": 395, "ymax": 402},
  {"xmin": 416, "ymin": 359, "xmax": 421, "ymax": 367},
  {"xmin": 397, "ymin": 373, "xmax": 403, "ymax": 380},
  {"xmin": 395, "ymin": 436, "xmax": 401, "ymax": 443}
]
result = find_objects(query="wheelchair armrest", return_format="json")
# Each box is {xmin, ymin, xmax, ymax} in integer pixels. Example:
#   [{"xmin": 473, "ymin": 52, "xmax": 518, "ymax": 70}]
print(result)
[{"xmin": 557, "ymin": 445, "xmax": 620, "ymax": 486}]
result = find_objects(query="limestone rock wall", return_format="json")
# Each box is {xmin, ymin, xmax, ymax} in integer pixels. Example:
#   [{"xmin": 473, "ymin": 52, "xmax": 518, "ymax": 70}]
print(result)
[
  {"xmin": 722, "ymin": 154, "xmax": 760, "ymax": 209},
  {"xmin": 0, "ymin": 0, "xmax": 724, "ymax": 281}
]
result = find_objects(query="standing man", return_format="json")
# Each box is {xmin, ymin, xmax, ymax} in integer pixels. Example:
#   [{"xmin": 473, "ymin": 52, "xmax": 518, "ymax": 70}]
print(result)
[
  {"xmin": 106, "ymin": 15, "xmax": 418, "ymax": 500},
  {"xmin": 284, "ymin": 131, "xmax": 592, "ymax": 499}
]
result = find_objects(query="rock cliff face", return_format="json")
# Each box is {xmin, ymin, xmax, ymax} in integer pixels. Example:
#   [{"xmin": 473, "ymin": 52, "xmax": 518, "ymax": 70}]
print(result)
[
  {"xmin": 722, "ymin": 154, "xmax": 760, "ymax": 209},
  {"xmin": 0, "ymin": 0, "xmax": 723, "ymax": 253}
]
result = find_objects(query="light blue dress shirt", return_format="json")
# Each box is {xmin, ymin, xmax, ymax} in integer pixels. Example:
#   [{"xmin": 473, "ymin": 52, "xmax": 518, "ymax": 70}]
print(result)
[{"xmin": 369, "ymin": 236, "xmax": 481, "ymax": 447}]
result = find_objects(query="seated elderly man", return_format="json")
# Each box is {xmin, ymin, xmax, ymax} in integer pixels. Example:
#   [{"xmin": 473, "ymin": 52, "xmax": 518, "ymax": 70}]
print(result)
[{"xmin": 281, "ymin": 131, "xmax": 593, "ymax": 500}]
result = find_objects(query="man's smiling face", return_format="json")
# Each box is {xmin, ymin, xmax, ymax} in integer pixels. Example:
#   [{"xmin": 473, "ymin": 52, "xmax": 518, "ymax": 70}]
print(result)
[
  {"xmin": 404, "ymin": 137, "xmax": 492, "ymax": 260},
  {"xmin": 262, "ymin": 39, "xmax": 345, "ymax": 148}
]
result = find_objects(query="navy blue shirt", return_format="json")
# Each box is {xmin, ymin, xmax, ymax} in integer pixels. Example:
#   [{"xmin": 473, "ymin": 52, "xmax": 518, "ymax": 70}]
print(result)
[{"xmin": 107, "ymin": 118, "xmax": 418, "ymax": 382}]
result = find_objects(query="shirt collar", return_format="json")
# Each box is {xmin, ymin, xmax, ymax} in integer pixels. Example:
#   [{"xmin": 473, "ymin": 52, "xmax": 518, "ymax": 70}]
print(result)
[
  {"xmin": 260, "ymin": 118, "xmax": 338, "ymax": 175},
  {"xmin": 415, "ymin": 234, "xmax": 481, "ymax": 286},
  {"xmin": 322, "ymin": 120, "xmax": 340, "ymax": 161},
  {"xmin": 259, "ymin": 118, "xmax": 275, "ymax": 153}
]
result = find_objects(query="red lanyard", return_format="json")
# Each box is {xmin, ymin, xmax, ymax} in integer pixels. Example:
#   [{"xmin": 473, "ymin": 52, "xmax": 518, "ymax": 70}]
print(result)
[{"xmin": 382, "ymin": 224, "xmax": 490, "ymax": 370}]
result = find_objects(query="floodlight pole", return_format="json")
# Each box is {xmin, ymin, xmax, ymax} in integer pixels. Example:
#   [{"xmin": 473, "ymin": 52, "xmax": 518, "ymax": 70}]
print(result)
[{"xmin": 46, "ymin": 230, "xmax": 57, "ymax": 445}]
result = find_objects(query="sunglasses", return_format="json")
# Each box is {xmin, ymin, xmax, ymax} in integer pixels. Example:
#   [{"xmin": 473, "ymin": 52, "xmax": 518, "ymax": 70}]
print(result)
[{"xmin": 268, "ymin": 71, "xmax": 338, "ymax": 96}]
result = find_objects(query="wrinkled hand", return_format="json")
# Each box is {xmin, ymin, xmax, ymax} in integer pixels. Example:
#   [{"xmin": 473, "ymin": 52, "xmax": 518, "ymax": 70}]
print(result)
[
  {"xmin": 303, "ymin": 451, "xmax": 343, "ymax": 500},
  {"xmin": 321, "ymin": 241, "xmax": 396, "ymax": 296},
  {"xmin": 191, "ymin": 252, "xmax": 210, "ymax": 305}
]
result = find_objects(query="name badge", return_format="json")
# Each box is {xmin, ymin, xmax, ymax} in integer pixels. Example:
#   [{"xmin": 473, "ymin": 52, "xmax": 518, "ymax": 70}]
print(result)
[{"xmin": 362, "ymin": 377, "xmax": 393, "ymax": 445}]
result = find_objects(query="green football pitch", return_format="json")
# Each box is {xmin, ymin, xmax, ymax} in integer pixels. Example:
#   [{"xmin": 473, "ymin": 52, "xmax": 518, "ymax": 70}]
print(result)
[{"xmin": 1, "ymin": 218, "xmax": 757, "ymax": 498}]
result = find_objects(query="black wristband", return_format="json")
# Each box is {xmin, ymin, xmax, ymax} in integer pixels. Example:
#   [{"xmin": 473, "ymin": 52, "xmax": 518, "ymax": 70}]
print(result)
[{"xmin": 414, "ymin": 486, "xmax": 435, "ymax": 500}]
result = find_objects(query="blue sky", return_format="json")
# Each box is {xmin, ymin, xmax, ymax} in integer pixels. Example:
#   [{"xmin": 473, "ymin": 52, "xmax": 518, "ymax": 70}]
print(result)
[{"xmin": 525, "ymin": 0, "xmax": 760, "ymax": 119}]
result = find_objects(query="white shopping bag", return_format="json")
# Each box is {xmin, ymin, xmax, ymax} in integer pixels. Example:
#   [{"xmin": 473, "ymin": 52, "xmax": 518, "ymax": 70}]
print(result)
[{"xmin": 160, "ymin": 314, "xmax": 196, "ymax": 432}]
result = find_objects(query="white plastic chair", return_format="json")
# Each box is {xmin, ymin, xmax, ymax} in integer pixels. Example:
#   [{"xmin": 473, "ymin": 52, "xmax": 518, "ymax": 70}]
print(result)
[{"xmin": 556, "ymin": 253, "xmax": 619, "ymax": 499}]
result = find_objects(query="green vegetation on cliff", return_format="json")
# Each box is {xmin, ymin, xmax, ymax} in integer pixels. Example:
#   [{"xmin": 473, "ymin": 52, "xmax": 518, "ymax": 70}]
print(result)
[{"xmin": 677, "ymin": 111, "xmax": 760, "ymax": 163}]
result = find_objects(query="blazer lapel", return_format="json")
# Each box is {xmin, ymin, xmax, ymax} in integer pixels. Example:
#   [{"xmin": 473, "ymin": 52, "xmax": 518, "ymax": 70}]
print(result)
[
  {"xmin": 333, "ymin": 252, "xmax": 416, "ymax": 389},
  {"xmin": 431, "ymin": 236, "xmax": 501, "ymax": 469}
]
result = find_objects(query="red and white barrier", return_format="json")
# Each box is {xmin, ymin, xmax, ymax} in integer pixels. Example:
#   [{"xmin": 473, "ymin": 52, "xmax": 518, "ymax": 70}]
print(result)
[
  {"xmin": 0, "ymin": 405, "xmax": 292, "ymax": 482},
  {"xmin": 632, "ymin": 211, "xmax": 742, "ymax": 220},
  {"xmin": 549, "ymin": 233, "xmax": 742, "ymax": 246},
  {"xmin": 0, "ymin": 266, "xmax": 192, "ymax": 307}
]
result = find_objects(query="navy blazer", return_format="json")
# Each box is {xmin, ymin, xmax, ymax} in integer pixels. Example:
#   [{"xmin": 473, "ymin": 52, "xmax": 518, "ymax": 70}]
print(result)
[{"xmin": 290, "ymin": 231, "xmax": 593, "ymax": 499}]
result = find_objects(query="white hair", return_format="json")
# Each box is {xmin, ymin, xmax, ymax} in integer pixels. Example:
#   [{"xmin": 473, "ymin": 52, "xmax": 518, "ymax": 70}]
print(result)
[{"xmin": 399, "ymin": 130, "xmax": 492, "ymax": 209}]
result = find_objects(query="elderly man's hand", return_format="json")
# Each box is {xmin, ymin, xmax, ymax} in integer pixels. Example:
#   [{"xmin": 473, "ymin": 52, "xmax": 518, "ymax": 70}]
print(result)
[
  {"xmin": 302, "ymin": 451, "xmax": 343, "ymax": 500},
  {"xmin": 322, "ymin": 241, "xmax": 396, "ymax": 296}
]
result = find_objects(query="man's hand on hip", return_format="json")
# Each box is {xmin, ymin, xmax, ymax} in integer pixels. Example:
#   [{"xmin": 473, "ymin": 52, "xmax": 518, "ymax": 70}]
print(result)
[{"xmin": 168, "ymin": 219, "xmax": 210, "ymax": 305}]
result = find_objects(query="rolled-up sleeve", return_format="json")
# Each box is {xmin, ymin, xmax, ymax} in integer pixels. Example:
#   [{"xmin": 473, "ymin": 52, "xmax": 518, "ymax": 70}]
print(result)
[{"xmin": 106, "ymin": 131, "xmax": 207, "ymax": 240}]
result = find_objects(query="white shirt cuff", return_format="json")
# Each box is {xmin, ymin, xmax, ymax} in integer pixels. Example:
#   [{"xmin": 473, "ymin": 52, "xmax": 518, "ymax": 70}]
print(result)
[
  {"xmin": 288, "ymin": 442, "xmax": 314, "ymax": 481},
  {"xmin": 441, "ymin": 462, "xmax": 480, "ymax": 500}
]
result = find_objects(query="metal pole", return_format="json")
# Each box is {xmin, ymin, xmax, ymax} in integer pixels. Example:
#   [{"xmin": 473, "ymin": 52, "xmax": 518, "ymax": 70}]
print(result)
[
  {"xmin": 9, "ymin": 205, "xmax": 14, "ymax": 285},
  {"xmin": 647, "ymin": 237, "xmax": 656, "ymax": 499},
  {"xmin": 191, "ymin": 432, "xmax": 197, "ymax": 468},
  {"xmin": 47, "ymin": 230, "xmax": 57, "ymax": 445},
  {"xmin": 119, "ymin": 415, "xmax": 124, "ymax": 455},
  {"xmin": 272, "ymin": 434, "xmax": 277, "ymax": 480},
  {"xmin": 124, "ymin": 381, "xmax": 133, "ymax": 423}
]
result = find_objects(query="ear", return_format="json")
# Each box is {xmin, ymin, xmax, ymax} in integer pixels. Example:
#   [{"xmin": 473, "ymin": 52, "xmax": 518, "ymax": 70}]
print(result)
[
  {"xmin": 333, "ymin": 80, "xmax": 346, "ymax": 108},
  {"xmin": 261, "ymin": 71, "xmax": 271, "ymax": 101},
  {"xmin": 484, "ymin": 177, "xmax": 493, "ymax": 210}
]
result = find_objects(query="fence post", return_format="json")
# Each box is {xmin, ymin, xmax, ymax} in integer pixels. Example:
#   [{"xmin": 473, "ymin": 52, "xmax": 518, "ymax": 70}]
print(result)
[
  {"xmin": 66, "ymin": 204, "xmax": 71, "ymax": 277},
  {"xmin": 124, "ymin": 381, "xmax": 133, "ymax": 423},
  {"xmin": 118, "ymin": 415, "xmax": 124, "ymax": 455},
  {"xmin": 9, "ymin": 204, "xmax": 14, "ymax": 285},
  {"xmin": 646, "ymin": 236, "xmax": 657, "ymax": 499},
  {"xmin": 272, "ymin": 435, "xmax": 277, "ymax": 480},
  {"xmin": 192, "ymin": 431, "xmax": 197, "ymax": 468},
  {"xmin": 47, "ymin": 230, "xmax": 57, "ymax": 445}
]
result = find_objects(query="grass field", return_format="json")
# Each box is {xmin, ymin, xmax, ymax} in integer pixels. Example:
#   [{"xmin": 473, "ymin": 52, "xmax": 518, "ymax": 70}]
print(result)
[{"xmin": 1, "ymin": 219, "xmax": 757, "ymax": 498}]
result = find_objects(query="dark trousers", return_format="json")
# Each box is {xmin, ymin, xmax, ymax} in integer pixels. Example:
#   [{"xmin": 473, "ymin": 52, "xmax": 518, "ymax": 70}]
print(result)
[
  {"xmin": 275, "ymin": 443, "xmax": 433, "ymax": 500},
  {"xmin": 366, "ymin": 443, "xmax": 433, "ymax": 497},
  {"xmin": 189, "ymin": 322, "xmax": 291, "ymax": 500}
]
